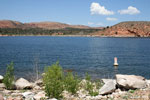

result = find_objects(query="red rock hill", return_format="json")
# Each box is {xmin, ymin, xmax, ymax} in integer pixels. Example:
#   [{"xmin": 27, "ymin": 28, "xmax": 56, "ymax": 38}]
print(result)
[
  {"xmin": 0, "ymin": 20, "xmax": 91, "ymax": 29},
  {"xmin": 93, "ymin": 21, "xmax": 150, "ymax": 37}
]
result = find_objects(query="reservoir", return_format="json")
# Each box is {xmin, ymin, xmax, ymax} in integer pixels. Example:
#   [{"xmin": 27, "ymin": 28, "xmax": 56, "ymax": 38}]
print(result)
[{"xmin": 0, "ymin": 36, "xmax": 150, "ymax": 80}]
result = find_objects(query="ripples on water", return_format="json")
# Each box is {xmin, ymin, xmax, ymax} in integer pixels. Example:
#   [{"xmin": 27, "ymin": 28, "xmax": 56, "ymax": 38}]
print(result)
[{"xmin": 0, "ymin": 36, "xmax": 150, "ymax": 80}]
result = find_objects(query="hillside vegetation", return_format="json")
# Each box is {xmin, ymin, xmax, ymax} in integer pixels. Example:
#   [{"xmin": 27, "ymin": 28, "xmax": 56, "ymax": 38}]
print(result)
[{"xmin": 0, "ymin": 20, "xmax": 101, "ymax": 36}]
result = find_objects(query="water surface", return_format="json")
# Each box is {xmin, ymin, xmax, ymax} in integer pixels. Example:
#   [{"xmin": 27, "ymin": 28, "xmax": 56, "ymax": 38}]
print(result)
[{"xmin": 0, "ymin": 36, "xmax": 150, "ymax": 79}]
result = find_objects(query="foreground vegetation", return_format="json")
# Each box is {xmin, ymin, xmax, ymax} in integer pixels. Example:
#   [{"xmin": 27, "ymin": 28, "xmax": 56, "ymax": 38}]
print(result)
[
  {"xmin": 1, "ymin": 62, "xmax": 150, "ymax": 100},
  {"xmin": 43, "ymin": 62, "xmax": 103, "ymax": 99},
  {"xmin": 3, "ymin": 62, "xmax": 103, "ymax": 99},
  {"xmin": 0, "ymin": 28, "xmax": 101, "ymax": 36},
  {"xmin": 3, "ymin": 62, "xmax": 15, "ymax": 90}
]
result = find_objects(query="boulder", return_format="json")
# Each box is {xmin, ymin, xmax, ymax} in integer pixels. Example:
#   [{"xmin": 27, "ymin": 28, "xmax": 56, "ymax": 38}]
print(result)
[
  {"xmin": 15, "ymin": 78, "xmax": 33, "ymax": 89},
  {"xmin": 0, "ymin": 75, "xmax": 3, "ymax": 83},
  {"xmin": 116, "ymin": 74, "xmax": 147, "ymax": 89},
  {"xmin": 0, "ymin": 83, "xmax": 5, "ymax": 90},
  {"xmin": 102, "ymin": 79, "xmax": 115, "ymax": 84},
  {"xmin": 0, "ymin": 94, "xmax": 4, "ymax": 100},
  {"xmin": 33, "ymin": 91, "xmax": 46, "ymax": 100},
  {"xmin": 99, "ymin": 80, "xmax": 116, "ymax": 95}
]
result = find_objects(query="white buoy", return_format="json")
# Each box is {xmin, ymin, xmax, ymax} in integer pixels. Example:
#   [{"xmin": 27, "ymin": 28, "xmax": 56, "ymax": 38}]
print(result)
[{"xmin": 114, "ymin": 57, "xmax": 118, "ymax": 66}]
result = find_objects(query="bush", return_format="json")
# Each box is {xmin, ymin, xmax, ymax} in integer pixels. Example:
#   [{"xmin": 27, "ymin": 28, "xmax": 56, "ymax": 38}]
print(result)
[
  {"xmin": 64, "ymin": 72, "xmax": 80, "ymax": 94},
  {"xmin": 43, "ymin": 62, "xmax": 64, "ymax": 99},
  {"xmin": 3, "ymin": 62, "xmax": 15, "ymax": 90},
  {"xmin": 85, "ymin": 73, "xmax": 100, "ymax": 96}
]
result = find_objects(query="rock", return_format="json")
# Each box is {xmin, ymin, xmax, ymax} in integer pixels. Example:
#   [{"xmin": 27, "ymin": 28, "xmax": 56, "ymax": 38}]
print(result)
[
  {"xmin": 15, "ymin": 78, "xmax": 33, "ymax": 89},
  {"xmin": 69, "ymin": 97, "xmax": 79, "ymax": 100},
  {"xmin": 146, "ymin": 80, "xmax": 150, "ymax": 87},
  {"xmin": 99, "ymin": 80, "xmax": 116, "ymax": 95},
  {"xmin": 33, "ymin": 91, "xmax": 46, "ymax": 100},
  {"xmin": 7, "ymin": 97, "xmax": 23, "ymax": 100},
  {"xmin": 13, "ymin": 97, "xmax": 23, "ymax": 100},
  {"xmin": 62, "ymin": 90, "xmax": 72, "ymax": 99},
  {"xmin": 3, "ymin": 89, "xmax": 12, "ymax": 94},
  {"xmin": 35, "ymin": 79, "xmax": 43, "ymax": 86},
  {"xmin": 116, "ymin": 74, "xmax": 147, "ymax": 89},
  {"xmin": 102, "ymin": 79, "xmax": 115, "ymax": 84},
  {"xmin": 77, "ymin": 89, "xmax": 88, "ymax": 98},
  {"xmin": 0, "ymin": 94, "xmax": 4, "ymax": 100},
  {"xmin": 22, "ymin": 92, "xmax": 34, "ymax": 100},
  {"xmin": 33, "ymin": 85, "xmax": 42, "ymax": 90},
  {"xmin": 0, "ymin": 83, "xmax": 5, "ymax": 90},
  {"xmin": 0, "ymin": 75, "xmax": 3, "ymax": 83},
  {"xmin": 49, "ymin": 98, "xmax": 57, "ymax": 100},
  {"xmin": 11, "ymin": 92, "xmax": 22, "ymax": 97},
  {"xmin": 7, "ymin": 97, "xmax": 13, "ymax": 100}
]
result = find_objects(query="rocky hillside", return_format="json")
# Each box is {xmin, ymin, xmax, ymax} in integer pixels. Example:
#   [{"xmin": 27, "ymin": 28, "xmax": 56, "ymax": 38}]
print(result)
[
  {"xmin": 0, "ymin": 20, "xmax": 90, "ymax": 29},
  {"xmin": 26, "ymin": 22, "xmax": 91, "ymax": 29},
  {"xmin": 0, "ymin": 20, "xmax": 25, "ymax": 28},
  {"xmin": 1, "ymin": 20, "xmax": 150, "ymax": 37},
  {"xmin": 93, "ymin": 21, "xmax": 150, "ymax": 37}
]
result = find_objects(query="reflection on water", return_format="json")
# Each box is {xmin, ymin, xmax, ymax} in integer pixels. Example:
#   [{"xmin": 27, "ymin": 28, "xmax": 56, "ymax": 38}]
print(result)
[
  {"xmin": 114, "ymin": 66, "xmax": 118, "ymax": 78},
  {"xmin": 0, "ymin": 36, "xmax": 150, "ymax": 80}
]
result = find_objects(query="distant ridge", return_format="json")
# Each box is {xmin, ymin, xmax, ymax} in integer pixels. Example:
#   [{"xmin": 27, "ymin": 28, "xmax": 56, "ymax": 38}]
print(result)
[
  {"xmin": 0, "ymin": 20, "xmax": 101, "ymax": 36},
  {"xmin": 0, "ymin": 20, "xmax": 150, "ymax": 37},
  {"xmin": 0, "ymin": 20, "xmax": 92, "ymax": 29},
  {"xmin": 0, "ymin": 20, "xmax": 24, "ymax": 28}
]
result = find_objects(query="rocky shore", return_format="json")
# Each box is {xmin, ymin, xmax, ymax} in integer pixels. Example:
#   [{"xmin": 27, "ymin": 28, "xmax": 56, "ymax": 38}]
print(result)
[{"xmin": 0, "ymin": 74, "xmax": 150, "ymax": 100}]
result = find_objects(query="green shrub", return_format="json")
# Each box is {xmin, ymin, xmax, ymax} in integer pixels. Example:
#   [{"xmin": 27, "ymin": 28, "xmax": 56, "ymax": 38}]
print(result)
[
  {"xmin": 85, "ymin": 73, "xmax": 99, "ymax": 96},
  {"xmin": 3, "ymin": 62, "xmax": 15, "ymax": 90},
  {"xmin": 129, "ymin": 89, "xmax": 135, "ymax": 93},
  {"xmin": 43, "ymin": 62, "xmax": 64, "ymax": 99},
  {"xmin": 64, "ymin": 72, "xmax": 80, "ymax": 94}
]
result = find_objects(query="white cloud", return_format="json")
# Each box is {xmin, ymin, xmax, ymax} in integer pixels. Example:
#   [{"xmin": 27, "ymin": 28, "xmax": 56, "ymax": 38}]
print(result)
[
  {"xmin": 88, "ymin": 22, "xmax": 94, "ymax": 25},
  {"xmin": 96, "ymin": 22, "xmax": 104, "ymax": 26},
  {"xmin": 90, "ymin": 2, "xmax": 114, "ymax": 15},
  {"xmin": 87, "ymin": 22, "xmax": 104, "ymax": 26},
  {"xmin": 118, "ymin": 6, "xmax": 140, "ymax": 15},
  {"xmin": 106, "ymin": 17, "xmax": 117, "ymax": 21},
  {"xmin": 66, "ymin": 23, "xmax": 71, "ymax": 25}
]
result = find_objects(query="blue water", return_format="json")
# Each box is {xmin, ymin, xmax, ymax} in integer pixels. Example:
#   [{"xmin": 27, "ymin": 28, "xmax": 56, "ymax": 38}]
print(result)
[{"xmin": 0, "ymin": 36, "xmax": 150, "ymax": 79}]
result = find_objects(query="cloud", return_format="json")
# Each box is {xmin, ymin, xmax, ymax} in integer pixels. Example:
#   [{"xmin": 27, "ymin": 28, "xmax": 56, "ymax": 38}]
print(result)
[
  {"xmin": 88, "ymin": 22, "xmax": 94, "ymax": 25},
  {"xmin": 118, "ymin": 6, "xmax": 140, "ymax": 15},
  {"xmin": 87, "ymin": 22, "xmax": 104, "ymax": 26},
  {"xmin": 96, "ymin": 22, "xmax": 104, "ymax": 26},
  {"xmin": 90, "ymin": 2, "xmax": 114, "ymax": 15},
  {"xmin": 106, "ymin": 17, "xmax": 117, "ymax": 21}
]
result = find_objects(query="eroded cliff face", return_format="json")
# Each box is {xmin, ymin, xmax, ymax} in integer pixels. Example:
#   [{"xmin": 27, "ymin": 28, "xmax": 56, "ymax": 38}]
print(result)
[{"xmin": 93, "ymin": 21, "xmax": 150, "ymax": 37}]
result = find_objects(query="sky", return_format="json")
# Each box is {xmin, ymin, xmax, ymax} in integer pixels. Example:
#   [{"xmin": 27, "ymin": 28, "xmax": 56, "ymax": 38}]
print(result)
[{"xmin": 0, "ymin": 0, "xmax": 150, "ymax": 26}]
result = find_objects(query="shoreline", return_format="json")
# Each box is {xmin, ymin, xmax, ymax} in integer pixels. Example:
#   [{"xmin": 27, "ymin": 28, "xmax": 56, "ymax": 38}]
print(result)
[
  {"xmin": 0, "ymin": 34, "xmax": 149, "ymax": 38},
  {"xmin": 0, "ymin": 74, "xmax": 150, "ymax": 100}
]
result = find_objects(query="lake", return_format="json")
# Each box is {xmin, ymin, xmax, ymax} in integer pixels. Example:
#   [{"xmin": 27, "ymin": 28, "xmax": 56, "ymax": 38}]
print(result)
[{"xmin": 0, "ymin": 36, "xmax": 150, "ymax": 80}]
